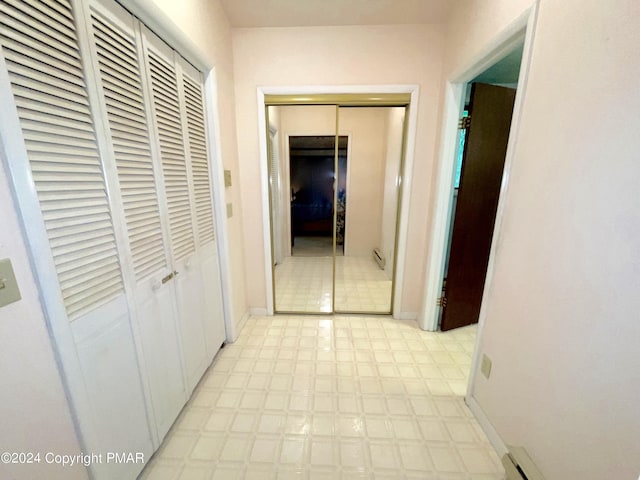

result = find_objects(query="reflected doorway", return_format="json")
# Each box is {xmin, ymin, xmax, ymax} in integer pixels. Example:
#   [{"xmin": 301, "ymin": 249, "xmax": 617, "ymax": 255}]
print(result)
[{"xmin": 290, "ymin": 136, "xmax": 347, "ymax": 257}]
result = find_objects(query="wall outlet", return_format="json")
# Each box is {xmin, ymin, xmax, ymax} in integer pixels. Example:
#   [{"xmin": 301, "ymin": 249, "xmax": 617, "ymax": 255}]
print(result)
[
  {"xmin": 481, "ymin": 353, "xmax": 492, "ymax": 379},
  {"xmin": 224, "ymin": 169, "xmax": 232, "ymax": 187},
  {"xmin": 226, "ymin": 203, "xmax": 233, "ymax": 218}
]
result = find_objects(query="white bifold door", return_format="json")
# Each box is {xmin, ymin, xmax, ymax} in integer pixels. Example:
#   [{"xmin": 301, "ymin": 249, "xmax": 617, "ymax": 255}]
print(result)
[{"xmin": 0, "ymin": 0, "xmax": 225, "ymax": 478}]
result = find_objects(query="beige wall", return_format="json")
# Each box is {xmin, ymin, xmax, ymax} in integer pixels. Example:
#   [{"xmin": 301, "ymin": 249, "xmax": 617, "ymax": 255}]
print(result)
[
  {"xmin": 0, "ymin": 167, "xmax": 87, "ymax": 480},
  {"xmin": 145, "ymin": 0, "xmax": 249, "ymax": 335},
  {"xmin": 445, "ymin": 1, "xmax": 640, "ymax": 478},
  {"xmin": 444, "ymin": 0, "xmax": 533, "ymax": 75},
  {"xmin": 340, "ymin": 108, "xmax": 387, "ymax": 257},
  {"xmin": 232, "ymin": 25, "xmax": 445, "ymax": 315}
]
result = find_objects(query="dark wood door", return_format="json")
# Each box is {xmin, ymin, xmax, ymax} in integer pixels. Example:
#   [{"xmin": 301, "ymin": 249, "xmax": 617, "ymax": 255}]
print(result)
[{"xmin": 441, "ymin": 83, "xmax": 516, "ymax": 331}]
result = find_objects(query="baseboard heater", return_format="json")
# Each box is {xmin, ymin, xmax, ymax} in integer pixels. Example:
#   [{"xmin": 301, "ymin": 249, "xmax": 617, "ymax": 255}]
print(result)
[
  {"xmin": 373, "ymin": 248, "xmax": 385, "ymax": 269},
  {"xmin": 502, "ymin": 447, "xmax": 545, "ymax": 480}
]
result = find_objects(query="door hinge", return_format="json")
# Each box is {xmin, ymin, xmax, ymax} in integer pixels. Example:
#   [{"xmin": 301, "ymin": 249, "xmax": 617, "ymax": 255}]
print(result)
[
  {"xmin": 437, "ymin": 296, "xmax": 447, "ymax": 308},
  {"xmin": 458, "ymin": 116, "xmax": 471, "ymax": 129}
]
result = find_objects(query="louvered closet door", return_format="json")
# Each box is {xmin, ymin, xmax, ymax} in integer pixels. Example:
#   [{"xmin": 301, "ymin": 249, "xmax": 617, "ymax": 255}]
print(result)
[
  {"xmin": 0, "ymin": 1, "xmax": 152, "ymax": 477},
  {"xmin": 88, "ymin": 0, "xmax": 185, "ymax": 444},
  {"xmin": 141, "ymin": 27, "xmax": 210, "ymax": 393},
  {"xmin": 179, "ymin": 59, "xmax": 226, "ymax": 361}
]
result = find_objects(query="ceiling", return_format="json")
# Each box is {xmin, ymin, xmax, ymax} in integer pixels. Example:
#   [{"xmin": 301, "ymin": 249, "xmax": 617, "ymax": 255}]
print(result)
[{"xmin": 218, "ymin": 0, "xmax": 453, "ymax": 28}]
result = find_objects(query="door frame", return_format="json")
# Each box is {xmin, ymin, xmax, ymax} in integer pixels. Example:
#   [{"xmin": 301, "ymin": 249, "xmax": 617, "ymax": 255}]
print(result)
[
  {"xmin": 258, "ymin": 85, "xmax": 420, "ymax": 316},
  {"xmin": 417, "ymin": 4, "xmax": 538, "ymax": 454},
  {"xmin": 419, "ymin": 6, "xmax": 537, "ymax": 331}
]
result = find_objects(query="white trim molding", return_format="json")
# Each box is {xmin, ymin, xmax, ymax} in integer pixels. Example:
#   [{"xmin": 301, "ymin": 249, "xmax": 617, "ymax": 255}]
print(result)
[{"xmin": 465, "ymin": 395, "xmax": 509, "ymax": 459}]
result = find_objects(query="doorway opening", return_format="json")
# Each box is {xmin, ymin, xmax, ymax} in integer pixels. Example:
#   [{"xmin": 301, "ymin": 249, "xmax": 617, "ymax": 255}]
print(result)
[
  {"xmin": 290, "ymin": 135, "xmax": 347, "ymax": 257},
  {"xmin": 419, "ymin": 19, "xmax": 532, "ymax": 334},
  {"xmin": 440, "ymin": 43, "xmax": 524, "ymax": 332}
]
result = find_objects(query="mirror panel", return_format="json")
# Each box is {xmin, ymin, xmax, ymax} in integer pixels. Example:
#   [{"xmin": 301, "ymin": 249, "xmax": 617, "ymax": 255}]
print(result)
[
  {"xmin": 334, "ymin": 106, "xmax": 406, "ymax": 313},
  {"xmin": 267, "ymin": 104, "xmax": 406, "ymax": 315},
  {"xmin": 268, "ymin": 105, "xmax": 337, "ymax": 313}
]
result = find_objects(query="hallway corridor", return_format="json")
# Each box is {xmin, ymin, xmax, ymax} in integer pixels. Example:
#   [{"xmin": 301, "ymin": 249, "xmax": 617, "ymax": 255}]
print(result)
[{"xmin": 139, "ymin": 316, "xmax": 503, "ymax": 479}]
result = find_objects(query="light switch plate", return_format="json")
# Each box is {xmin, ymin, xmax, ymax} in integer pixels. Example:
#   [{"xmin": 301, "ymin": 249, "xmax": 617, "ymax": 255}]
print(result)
[
  {"xmin": 0, "ymin": 258, "xmax": 21, "ymax": 307},
  {"xmin": 226, "ymin": 202, "xmax": 233, "ymax": 218},
  {"xmin": 224, "ymin": 169, "xmax": 232, "ymax": 187}
]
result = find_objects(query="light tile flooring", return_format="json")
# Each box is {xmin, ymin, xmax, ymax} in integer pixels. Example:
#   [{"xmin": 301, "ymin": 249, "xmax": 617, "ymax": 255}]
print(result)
[
  {"xmin": 274, "ymin": 257, "xmax": 333, "ymax": 313},
  {"xmin": 139, "ymin": 316, "xmax": 504, "ymax": 480},
  {"xmin": 274, "ymin": 256, "xmax": 392, "ymax": 313},
  {"xmin": 335, "ymin": 257, "xmax": 391, "ymax": 313},
  {"xmin": 292, "ymin": 237, "xmax": 340, "ymax": 257}
]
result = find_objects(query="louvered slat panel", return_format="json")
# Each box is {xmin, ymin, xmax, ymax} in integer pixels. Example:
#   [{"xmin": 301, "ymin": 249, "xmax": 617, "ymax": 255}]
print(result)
[
  {"xmin": 0, "ymin": 0, "xmax": 124, "ymax": 320},
  {"xmin": 147, "ymin": 49, "xmax": 195, "ymax": 261},
  {"xmin": 182, "ymin": 72, "xmax": 215, "ymax": 246},
  {"xmin": 90, "ymin": 10, "xmax": 166, "ymax": 281}
]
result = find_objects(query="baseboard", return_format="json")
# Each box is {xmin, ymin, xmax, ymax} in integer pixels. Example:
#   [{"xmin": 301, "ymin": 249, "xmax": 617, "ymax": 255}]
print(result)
[
  {"xmin": 394, "ymin": 311, "xmax": 418, "ymax": 321},
  {"xmin": 465, "ymin": 394, "xmax": 509, "ymax": 458},
  {"xmin": 226, "ymin": 309, "xmax": 251, "ymax": 343},
  {"xmin": 238, "ymin": 310, "xmax": 251, "ymax": 333},
  {"xmin": 249, "ymin": 307, "xmax": 268, "ymax": 316}
]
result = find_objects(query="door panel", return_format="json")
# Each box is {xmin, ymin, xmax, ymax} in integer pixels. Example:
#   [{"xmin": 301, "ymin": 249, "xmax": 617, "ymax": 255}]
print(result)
[
  {"xmin": 89, "ymin": 1, "xmax": 186, "ymax": 445},
  {"xmin": 334, "ymin": 107, "xmax": 404, "ymax": 314},
  {"xmin": 135, "ymin": 276, "xmax": 186, "ymax": 442},
  {"xmin": 0, "ymin": 3, "xmax": 152, "ymax": 479},
  {"xmin": 201, "ymin": 243, "xmax": 226, "ymax": 358},
  {"xmin": 71, "ymin": 297, "xmax": 153, "ymax": 480},
  {"xmin": 174, "ymin": 256, "xmax": 209, "ymax": 393},
  {"xmin": 269, "ymin": 105, "xmax": 336, "ymax": 314},
  {"xmin": 441, "ymin": 83, "xmax": 516, "ymax": 331}
]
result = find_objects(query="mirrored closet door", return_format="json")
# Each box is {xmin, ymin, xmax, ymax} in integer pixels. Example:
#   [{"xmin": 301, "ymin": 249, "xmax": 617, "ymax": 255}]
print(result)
[
  {"xmin": 334, "ymin": 106, "xmax": 405, "ymax": 313},
  {"xmin": 266, "ymin": 98, "xmax": 408, "ymax": 315},
  {"xmin": 267, "ymin": 105, "xmax": 337, "ymax": 313}
]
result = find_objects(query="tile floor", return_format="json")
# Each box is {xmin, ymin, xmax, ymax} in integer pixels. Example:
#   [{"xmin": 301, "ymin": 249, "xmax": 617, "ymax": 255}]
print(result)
[
  {"xmin": 335, "ymin": 257, "xmax": 391, "ymax": 313},
  {"xmin": 139, "ymin": 315, "xmax": 504, "ymax": 480},
  {"xmin": 274, "ymin": 256, "xmax": 392, "ymax": 314},
  {"xmin": 274, "ymin": 256, "xmax": 333, "ymax": 313}
]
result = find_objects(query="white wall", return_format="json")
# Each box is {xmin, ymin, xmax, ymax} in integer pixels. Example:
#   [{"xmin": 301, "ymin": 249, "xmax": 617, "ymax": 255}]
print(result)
[
  {"xmin": 232, "ymin": 25, "xmax": 445, "ymax": 316},
  {"xmin": 444, "ymin": 1, "xmax": 640, "ymax": 478},
  {"xmin": 140, "ymin": 0, "xmax": 249, "ymax": 336},
  {"xmin": 0, "ymin": 165, "xmax": 87, "ymax": 480}
]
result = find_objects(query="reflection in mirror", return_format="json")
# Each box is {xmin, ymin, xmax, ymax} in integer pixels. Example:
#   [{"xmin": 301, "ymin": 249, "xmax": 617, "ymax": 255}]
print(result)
[
  {"xmin": 267, "ymin": 105, "xmax": 337, "ymax": 313},
  {"xmin": 334, "ymin": 107, "xmax": 406, "ymax": 313}
]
